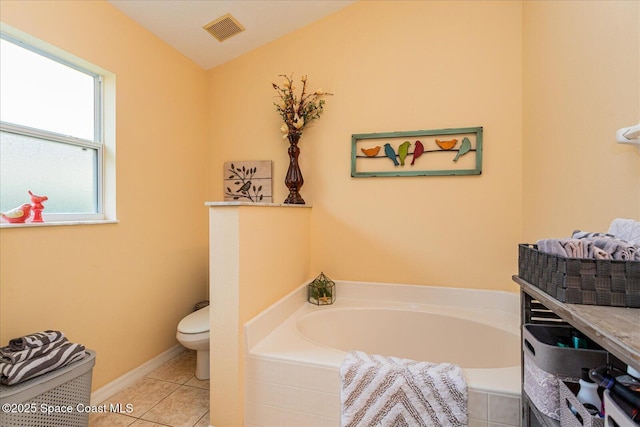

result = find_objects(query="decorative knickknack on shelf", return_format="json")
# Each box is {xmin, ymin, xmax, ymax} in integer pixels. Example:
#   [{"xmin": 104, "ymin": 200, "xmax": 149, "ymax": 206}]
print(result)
[
  {"xmin": 272, "ymin": 74, "xmax": 333, "ymax": 204},
  {"xmin": 308, "ymin": 272, "xmax": 335, "ymax": 305},
  {"xmin": 284, "ymin": 134, "xmax": 304, "ymax": 204},
  {"xmin": 224, "ymin": 160, "xmax": 273, "ymax": 203},
  {"xmin": 0, "ymin": 190, "xmax": 48, "ymax": 224}
]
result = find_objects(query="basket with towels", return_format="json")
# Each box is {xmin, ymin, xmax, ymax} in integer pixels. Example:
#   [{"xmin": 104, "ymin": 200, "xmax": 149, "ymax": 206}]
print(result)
[
  {"xmin": 0, "ymin": 330, "xmax": 86, "ymax": 386},
  {"xmin": 518, "ymin": 218, "xmax": 640, "ymax": 307}
]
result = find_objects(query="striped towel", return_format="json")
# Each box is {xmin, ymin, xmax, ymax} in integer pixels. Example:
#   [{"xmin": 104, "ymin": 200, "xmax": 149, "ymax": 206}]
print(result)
[
  {"xmin": 0, "ymin": 337, "xmax": 70, "ymax": 364},
  {"xmin": 0, "ymin": 341, "xmax": 86, "ymax": 385},
  {"xmin": 572, "ymin": 230, "xmax": 616, "ymax": 240},
  {"xmin": 340, "ymin": 351, "xmax": 467, "ymax": 427},
  {"xmin": 7, "ymin": 330, "xmax": 64, "ymax": 351}
]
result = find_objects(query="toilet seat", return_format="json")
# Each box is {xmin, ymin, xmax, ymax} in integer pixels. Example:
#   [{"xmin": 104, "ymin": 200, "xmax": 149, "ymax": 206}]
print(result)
[{"xmin": 177, "ymin": 306, "xmax": 209, "ymax": 334}]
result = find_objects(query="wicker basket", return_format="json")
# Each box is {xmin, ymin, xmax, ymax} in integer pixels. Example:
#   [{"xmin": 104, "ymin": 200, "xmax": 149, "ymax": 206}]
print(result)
[{"xmin": 518, "ymin": 244, "xmax": 640, "ymax": 308}]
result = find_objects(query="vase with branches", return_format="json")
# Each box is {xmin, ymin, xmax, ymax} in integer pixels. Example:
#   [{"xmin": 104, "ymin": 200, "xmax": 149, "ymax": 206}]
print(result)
[{"xmin": 272, "ymin": 74, "xmax": 332, "ymax": 204}]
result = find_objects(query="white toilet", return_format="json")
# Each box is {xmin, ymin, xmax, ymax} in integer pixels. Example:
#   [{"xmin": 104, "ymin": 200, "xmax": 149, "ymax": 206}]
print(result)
[{"xmin": 176, "ymin": 305, "xmax": 210, "ymax": 380}]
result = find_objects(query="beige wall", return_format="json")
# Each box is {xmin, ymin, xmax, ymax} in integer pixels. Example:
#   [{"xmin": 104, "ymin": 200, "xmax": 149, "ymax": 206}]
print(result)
[
  {"xmin": 208, "ymin": 0, "xmax": 524, "ymax": 291},
  {"xmin": 522, "ymin": 1, "xmax": 640, "ymax": 240},
  {"xmin": 1, "ymin": 0, "xmax": 638, "ymax": 415},
  {"xmin": 0, "ymin": 1, "xmax": 210, "ymax": 389}
]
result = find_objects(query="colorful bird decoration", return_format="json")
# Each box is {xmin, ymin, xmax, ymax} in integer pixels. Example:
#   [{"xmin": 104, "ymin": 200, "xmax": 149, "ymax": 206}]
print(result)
[
  {"xmin": 1, "ymin": 203, "xmax": 32, "ymax": 223},
  {"xmin": 361, "ymin": 146, "xmax": 381, "ymax": 157},
  {"xmin": 436, "ymin": 138, "xmax": 458, "ymax": 150},
  {"xmin": 411, "ymin": 140, "xmax": 424, "ymax": 165},
  {"xmin": 398, "ymin": 141, "xmax": 411, "ymax": 166},
  {"xmin": 384, "ymin": 143, "xmax": 399, "ymax": 166},
  {"xmin": 453, "ymin": 137, "xmax": 472, "ymax": 162}
]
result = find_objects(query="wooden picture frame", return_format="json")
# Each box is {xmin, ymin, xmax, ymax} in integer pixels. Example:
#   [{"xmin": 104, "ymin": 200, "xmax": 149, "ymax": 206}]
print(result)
[{"xmin": 351, "ymin": 126, "xmax": 483, "ymax": 177}]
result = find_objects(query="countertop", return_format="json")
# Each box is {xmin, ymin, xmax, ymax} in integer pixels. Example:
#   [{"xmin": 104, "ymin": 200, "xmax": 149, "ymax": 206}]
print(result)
[{"xmin": 205, "ymin": 201, "xmax": 311, "ymax": 208}]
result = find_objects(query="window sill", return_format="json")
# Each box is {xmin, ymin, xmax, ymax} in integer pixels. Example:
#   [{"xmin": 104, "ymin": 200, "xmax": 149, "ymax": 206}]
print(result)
[{"xmin": 0, "ymin": 219, "xmax": 119, "ymax": 228}]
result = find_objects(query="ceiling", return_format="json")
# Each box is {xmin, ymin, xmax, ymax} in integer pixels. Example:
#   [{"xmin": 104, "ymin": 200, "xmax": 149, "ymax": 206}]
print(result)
[{"xmin": 108, "ymin": 0, "xmax": 356, "ymax": 70}]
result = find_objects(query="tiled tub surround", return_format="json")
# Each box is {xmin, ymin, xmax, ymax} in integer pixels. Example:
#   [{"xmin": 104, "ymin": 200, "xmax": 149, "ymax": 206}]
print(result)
[{"xmin": 244, "ymin": 281, "xmax": 522, "ymax": 427}]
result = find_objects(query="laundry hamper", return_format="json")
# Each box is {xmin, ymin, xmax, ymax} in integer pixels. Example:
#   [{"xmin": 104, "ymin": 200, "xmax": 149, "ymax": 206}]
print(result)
[{"xmin": 0, "ymin": 350, "xmax": 95, "ymax": 427}]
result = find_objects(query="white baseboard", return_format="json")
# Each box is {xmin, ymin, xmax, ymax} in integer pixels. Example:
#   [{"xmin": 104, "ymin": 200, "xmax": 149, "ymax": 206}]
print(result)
[{"xmin": 90, "ymin": 344, "xmax": 185, "ymax": 405}]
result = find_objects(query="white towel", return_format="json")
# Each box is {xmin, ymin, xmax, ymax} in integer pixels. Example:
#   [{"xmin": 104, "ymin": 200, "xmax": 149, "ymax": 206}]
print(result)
[
  {"xmin": 608, "ymin": 218, "xmax": 640, "ymax": 245},
  {"xmin": 340, "ymin": 351, "xmax": 467, "ymax": 427}
]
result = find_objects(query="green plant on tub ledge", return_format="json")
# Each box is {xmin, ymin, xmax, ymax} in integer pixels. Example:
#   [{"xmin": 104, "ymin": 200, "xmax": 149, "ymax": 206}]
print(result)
[{"xmin": 308, "ymin": 272, "xmax": 335, "ymax": 305}]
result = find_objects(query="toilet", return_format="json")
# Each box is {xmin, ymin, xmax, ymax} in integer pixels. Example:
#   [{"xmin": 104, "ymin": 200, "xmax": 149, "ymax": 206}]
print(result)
[{"xmin": 176, "ymin": 305, "xmax": 210, "ymax": 380}]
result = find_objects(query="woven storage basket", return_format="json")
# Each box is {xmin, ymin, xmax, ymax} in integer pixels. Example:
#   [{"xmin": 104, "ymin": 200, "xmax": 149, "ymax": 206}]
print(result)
[{"xmin": 518, "ymin": 244, "xmax": 640, "ymax": 308}]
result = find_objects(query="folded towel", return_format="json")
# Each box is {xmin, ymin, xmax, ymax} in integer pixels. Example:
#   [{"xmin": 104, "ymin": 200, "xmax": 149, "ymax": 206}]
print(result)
[
  {"xmin": 536, "ymin": 239, "xmax": 568, "ymax": 257},
  {"xmin": 536, "ymin": 237, "xmax": 640, "ymax": 261},
  {"xmin": 589, "ymin": 237, "xmax": 639, "ymax": 260},
  {"xmin": 340, "ymin": 351, "xmax": 467, "ymax": 427},
  {"xmin": 617, "ymin": 245, "xmax": 637, "ymax": 260},
  {"xmin": 572, "ymin": 230, "xmax": 615, "ymax": 240},
  {"xmin": 562, "ymin": 240, "xmax": 584, "ymax": 258},
  {"xmin": 0, "ymin": 337, "xmax": 69, "ymax": 364},
  {"xmin": 608, "ymin": 218, "xmax": 640, "ymax": 245},
  {"xmin": 0, "ymin": 341, "xmax": 85, "ymax": 385},
  {"xmin": 592, "ymin": 246, "xmax": 611, "ymax": 260},
  {"xmin": 7, "ymin": 330, "xmax": 64, "ymax": 352}
]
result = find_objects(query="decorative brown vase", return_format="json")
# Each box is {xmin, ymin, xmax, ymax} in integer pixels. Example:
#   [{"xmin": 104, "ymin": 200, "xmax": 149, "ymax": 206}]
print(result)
[{"xmin": 284, "ymin": 133, "xmax": 305, "ymax": 204}]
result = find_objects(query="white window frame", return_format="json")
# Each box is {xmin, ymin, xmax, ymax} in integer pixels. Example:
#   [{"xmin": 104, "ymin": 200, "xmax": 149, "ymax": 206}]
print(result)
[{"xmin": 0, "ymin": 25, "xmax": 116, "ymax": 226}]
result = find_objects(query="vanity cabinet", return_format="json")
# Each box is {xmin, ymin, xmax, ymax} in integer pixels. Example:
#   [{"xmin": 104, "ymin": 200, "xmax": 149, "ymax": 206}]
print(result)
[{"xmin": 513, "ymin": 275, "xmax": 640, "ymax": 427}]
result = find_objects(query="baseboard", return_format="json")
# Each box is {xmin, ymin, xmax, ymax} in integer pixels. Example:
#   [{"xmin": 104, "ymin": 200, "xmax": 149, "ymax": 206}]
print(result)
[{"xmin": 90, "ymin": 344, "xmax": 185, "ymax": 405}]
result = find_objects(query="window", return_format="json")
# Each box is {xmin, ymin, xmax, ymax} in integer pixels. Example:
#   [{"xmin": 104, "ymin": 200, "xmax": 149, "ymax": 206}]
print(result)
[{"xmin": 0, "ymin": 30, "xmax": 114, "ymax": 224}]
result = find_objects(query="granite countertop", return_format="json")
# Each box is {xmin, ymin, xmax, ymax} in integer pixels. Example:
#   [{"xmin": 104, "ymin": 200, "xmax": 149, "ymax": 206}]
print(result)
[{"xmin": 205, "ymin": 201, "xmax": 311, "ymax": 208}]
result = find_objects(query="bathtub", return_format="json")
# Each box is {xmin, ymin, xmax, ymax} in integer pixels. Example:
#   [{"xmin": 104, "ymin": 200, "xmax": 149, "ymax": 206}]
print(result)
[{"xmin": 244, "ymin": 280, "xmax": 522, "ymax": 427}]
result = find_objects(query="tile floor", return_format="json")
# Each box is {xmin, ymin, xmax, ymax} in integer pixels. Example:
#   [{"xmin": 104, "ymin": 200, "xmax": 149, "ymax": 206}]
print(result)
[{"xmin": 89, "ymin": 349, "xmax": 210, "ymax": 427}]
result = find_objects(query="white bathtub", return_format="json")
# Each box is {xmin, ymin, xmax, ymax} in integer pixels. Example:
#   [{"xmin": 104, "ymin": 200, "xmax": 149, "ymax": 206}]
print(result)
[{"xmin": 244, "ymin": 281, "xmax": 522, "ymax": 427}]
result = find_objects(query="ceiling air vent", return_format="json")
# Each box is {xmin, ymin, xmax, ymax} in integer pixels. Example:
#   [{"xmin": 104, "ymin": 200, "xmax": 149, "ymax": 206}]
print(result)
[{"xmin": 203, "ymin": 13, "xmax": 245, "ymax": 42}]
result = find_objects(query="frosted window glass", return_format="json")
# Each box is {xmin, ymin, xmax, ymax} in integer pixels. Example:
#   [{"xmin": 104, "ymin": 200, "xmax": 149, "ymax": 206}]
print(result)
[
  {"xmin": 0, "ymin": 38, "xmax": 96, "ymax": 141},
  {"xmin": 0, "ymin": 131, "xmax": 98, "ymax": 213}
]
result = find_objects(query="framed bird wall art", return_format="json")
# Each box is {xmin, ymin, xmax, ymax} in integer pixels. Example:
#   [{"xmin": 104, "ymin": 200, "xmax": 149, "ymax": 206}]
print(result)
[
  {"xmin": 351, "ymin": 126, "xmax": 482, "ymax": 178},
  {"xmin": 224, "ymin": 160, "xmax": 273, "ymax": 202}
]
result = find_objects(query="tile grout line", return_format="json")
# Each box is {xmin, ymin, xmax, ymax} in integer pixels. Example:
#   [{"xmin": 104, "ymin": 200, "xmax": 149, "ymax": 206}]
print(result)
[
  {"xmin": 90, "ymin": 350, "xmax": 209, "ymax": 427},
  {"xmin": 136, "ymin": 379, "xmax": 192, "ymax": 425}
]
